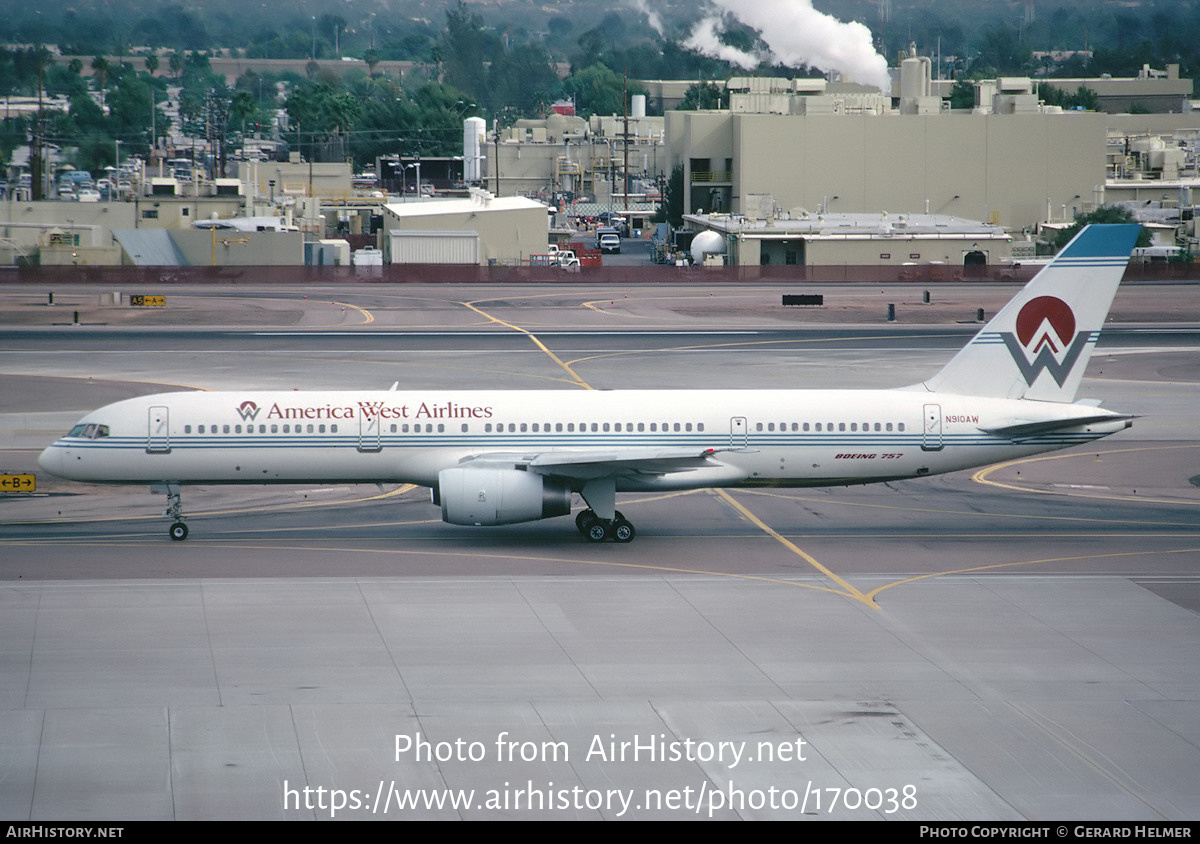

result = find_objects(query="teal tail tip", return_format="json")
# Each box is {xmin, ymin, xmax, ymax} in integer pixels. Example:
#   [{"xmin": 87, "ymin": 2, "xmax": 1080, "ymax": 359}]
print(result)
[{"xmin": 1058, "ymin": 223, "xmax": 1142, "ymax": 260}]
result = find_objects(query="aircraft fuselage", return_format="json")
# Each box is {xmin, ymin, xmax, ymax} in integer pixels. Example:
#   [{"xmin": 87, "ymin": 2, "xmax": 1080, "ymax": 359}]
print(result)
[{"xmin": 39, "ymin": 387, "xmax": 1129, "ymax": 490}]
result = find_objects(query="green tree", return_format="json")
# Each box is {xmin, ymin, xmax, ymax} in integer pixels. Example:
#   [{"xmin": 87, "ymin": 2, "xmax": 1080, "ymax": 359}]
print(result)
[
  {"xmin": 363, "ymin": 48, "xmax": 380, "ymax": 77},
  {"xmin": 106, "ymin": 73, "xmax": 156, "ymax": 155},
  {"xmin": 677, "ymin": 82, "xmax": 728, "ymax": 111},
  {"xmin": 229, "ymin": 90, "xmax": 257, "ymax": 135},
  {"xmin": 486, "ymin": 43, "xmax": 560, "ymax": 114},
  {"xmin": 972, "ymin": 26, "xmax": 1032, "ymax": 76},
  {"xmin": 1038, "ymin": 83, "xmax": 1100, "ymax": 111},
  {"xmin": 948, "ymin": 79, "xmax": 975, "ymax": 110},
  {"xmin": 90, "ymin": 55, "xmax": 110, "ymax": 95},
  {"xmin": 654, "ymin": 164, "xmax": 684, "ymax": 228},
  {"xmin": 562, "ymin": 62, "xmax": 637, "ymax": 118},
  {"xmin": 439, "ymin": 2, "xmax": 495, "ymax": 102},
  {"xmin": 284, "ymin": 79, "xmax": 364, "ymax": 161},
  {"xmin": 319, "ymin": 14, "xmax": 347, "ymax": 58}
]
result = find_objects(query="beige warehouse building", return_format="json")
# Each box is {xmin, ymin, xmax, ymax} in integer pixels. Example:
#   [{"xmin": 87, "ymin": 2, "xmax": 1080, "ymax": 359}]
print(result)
[
  {"xmin": 665, "ymin": 66, "xmax": 1110, "ymax": 233},
  {"xmin": 380, "ymin": 190, "xmax": 549, "ymax": 265},
  {"xmin": 667, "ymin": 108, "xmax": 1106, "ymax": 233},
  {"xmin": 683, "ymin": 210, "xmax": 1012, "ymax": 269}
]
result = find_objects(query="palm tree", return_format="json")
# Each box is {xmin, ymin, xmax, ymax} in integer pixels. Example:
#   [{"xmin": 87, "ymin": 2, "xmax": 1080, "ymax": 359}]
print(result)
[
  {"xmin": 91, "ymin": 55, "xmax": 110, "ymax": 108},
  {"xmin": 231, "ymin": 90, "xmax": 256, "ymax": 135}
]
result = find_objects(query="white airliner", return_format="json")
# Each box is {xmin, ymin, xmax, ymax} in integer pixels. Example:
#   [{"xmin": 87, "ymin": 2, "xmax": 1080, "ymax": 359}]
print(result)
[{"xmin": 39, "ymin": 224, "xmax": 1141, "ymax": 542}]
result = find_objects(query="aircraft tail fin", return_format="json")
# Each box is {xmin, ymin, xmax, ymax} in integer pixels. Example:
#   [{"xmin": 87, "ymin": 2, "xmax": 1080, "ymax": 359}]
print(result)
[{"xmin": 920, "ymin": 224, "xmax": 1140, "ymax": 402}]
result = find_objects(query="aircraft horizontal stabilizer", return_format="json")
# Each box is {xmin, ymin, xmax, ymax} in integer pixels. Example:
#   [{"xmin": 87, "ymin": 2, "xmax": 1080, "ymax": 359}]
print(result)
[{"xmin": 980, "ymin": 413, "xmax": 1135, "ymax": 438}]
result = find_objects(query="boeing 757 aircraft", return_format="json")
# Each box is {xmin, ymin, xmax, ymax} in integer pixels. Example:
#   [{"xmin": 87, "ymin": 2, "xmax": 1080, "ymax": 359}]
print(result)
[{"xmin": 39, "ymin": 224, "xmax": 1141, "ymax": 542}]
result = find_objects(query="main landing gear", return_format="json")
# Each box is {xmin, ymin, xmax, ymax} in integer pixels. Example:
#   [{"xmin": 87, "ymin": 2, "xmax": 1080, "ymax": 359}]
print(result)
[
  {"xmin": 575, "ymin": 509, "xmax": 636, "ymax": 543},
  {"xmin": 575, "ymin": 477, "xmax": 635, "ymax": 542},
  {"xmin": 164, "ymin": 482, "xmax": 189, "ymax": 541}
]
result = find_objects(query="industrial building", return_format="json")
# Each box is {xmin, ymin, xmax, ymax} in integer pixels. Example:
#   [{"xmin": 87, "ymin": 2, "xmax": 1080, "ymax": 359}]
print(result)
[
  {"xmin": 665, "ymin": 57, "xmax": 1108, "ymax": 234},
  {"xmin": 682, "ymin": 208, "xmax": 1012, "ymax": 269},
  {"xmin": 479, "ymin": 102, "xmax": 666, "ymax": 203},
  {"xmin": 1041, "ymin": 64, "xmax": 1192, "ymax": 114},
  {"xmin": 379, "ymin": 189, "xmax": 549, "ymax": 265}
]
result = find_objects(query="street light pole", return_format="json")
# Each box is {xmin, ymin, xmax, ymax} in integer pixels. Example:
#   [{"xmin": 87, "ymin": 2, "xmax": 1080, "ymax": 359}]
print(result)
[
  {"xmin": 493, "ymin": 120, "xmax": 500, "ymax": 196},
  {"xmin": 112, "ymin": 139, "xmax": 120, "ymax": 203}
]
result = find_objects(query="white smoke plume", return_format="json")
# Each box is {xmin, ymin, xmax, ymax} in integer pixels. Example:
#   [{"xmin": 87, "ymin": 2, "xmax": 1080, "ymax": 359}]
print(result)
[
  {"xmin": 627, "ymin": 0, "xmax": 666, "ymax": 36},
  {"xmin": 683, "ymin": 16, "xmax": 761, "ymax": 70},
  {"xmin": 631, "ymin": 0, "xmax": 891, "ymax": 93}
]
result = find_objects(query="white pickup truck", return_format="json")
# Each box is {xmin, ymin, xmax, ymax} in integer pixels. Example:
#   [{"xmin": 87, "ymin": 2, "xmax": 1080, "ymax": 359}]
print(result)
[{"xmin": 545, "ymin": 245, "xmax": 581, "ymax": 268}]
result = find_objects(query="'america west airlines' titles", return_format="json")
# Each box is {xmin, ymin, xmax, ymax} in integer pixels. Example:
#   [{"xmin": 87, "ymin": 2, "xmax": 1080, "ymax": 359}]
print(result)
[{"xmin": 236, "ymin": 399, "xmax": 495, "ymax": 423}]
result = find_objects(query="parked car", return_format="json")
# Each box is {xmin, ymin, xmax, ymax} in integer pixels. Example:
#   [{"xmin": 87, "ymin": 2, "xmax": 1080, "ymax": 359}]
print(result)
[
  {"xmin": 598, "ymin": 231, "xmax": 621, "ymax": 254},
  {"xmin": 598, "ymin": 213, "xmax": 628, "ymax": 236}
]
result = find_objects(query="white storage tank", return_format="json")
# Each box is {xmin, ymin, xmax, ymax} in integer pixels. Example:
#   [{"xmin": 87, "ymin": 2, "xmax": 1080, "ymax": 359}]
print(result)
[
  {"xmin": 463, "ymin": 117, "xmax": 486, "ymax": 183},
  {"xmin": 690, "ymin": 230, "xmax": 726, "ymax": 265}
]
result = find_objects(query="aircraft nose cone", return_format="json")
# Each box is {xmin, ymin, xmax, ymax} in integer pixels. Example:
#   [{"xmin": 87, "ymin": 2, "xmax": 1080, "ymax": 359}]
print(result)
[{"xmin": 37, "ymin": 445, "xmax": 63, "ymax": 477}]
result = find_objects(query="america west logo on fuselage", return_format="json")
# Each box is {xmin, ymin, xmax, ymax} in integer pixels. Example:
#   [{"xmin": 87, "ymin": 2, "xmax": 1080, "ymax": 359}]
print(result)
[
  {"xmin": 235, "ymin": 400, "xmax": 261, "ymax": 422},
  {"xmin": 999, "ymin": 296, "xmax": 1093, "ymax": 387}
]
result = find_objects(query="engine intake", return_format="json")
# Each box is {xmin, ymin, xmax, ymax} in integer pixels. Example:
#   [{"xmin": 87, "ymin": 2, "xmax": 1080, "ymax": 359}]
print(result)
[{"xmin": 438, "ymin": 466, "xmax": 572, "ymax": 526}]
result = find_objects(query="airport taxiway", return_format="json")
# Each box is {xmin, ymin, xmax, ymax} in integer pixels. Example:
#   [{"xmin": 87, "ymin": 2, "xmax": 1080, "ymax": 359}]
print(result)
[{"xmin": 0, "ymin": 281, "xmax": 1198, "ymax": 820}]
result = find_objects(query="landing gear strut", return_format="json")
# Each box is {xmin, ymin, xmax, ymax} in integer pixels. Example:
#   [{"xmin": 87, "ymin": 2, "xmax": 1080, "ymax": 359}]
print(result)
[
  {"xmin": 164, "ymin": 483, "xmax": 188, "ymax": 541},
  {"xmin": 576, "ymin": 478, "xmax": 636, "ymax": 542},
  {"xmin": 575, "ymin": 509, "xmax": 636, "ymax": 543}
]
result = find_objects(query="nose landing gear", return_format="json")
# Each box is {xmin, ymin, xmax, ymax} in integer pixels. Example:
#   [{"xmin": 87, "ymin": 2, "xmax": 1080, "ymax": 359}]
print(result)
[{"xmin": 164, "ymin": 483, "xmax": 189, "ymax": 541}]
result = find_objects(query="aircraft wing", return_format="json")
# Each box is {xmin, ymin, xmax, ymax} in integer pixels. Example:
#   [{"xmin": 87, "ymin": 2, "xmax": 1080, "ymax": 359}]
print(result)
[{"xmin": 460, "ymin": 447, "xmax": 741, "ymax": 481}]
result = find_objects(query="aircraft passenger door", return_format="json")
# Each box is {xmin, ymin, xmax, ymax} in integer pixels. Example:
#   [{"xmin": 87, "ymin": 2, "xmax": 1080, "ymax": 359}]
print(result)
[
  {"xmin": 147, "ymin": 406, "xmax": 171, "ymax": 453},
  {"xmin": 730, "ymin": 416, "xmax": 748, "ymax": 448},
  {"xmin": 358, "ymin": 413, "xmax": 382, "ymax": 452},
  {"xmin": 922, "ymin": 404, "xmax": 943, "ymax": 452}
]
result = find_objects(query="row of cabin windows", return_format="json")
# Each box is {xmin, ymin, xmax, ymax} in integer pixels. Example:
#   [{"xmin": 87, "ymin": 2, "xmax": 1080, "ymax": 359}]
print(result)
[
  {"xmin": 485, "ymin": 421, "xmax": 704, "ymax": 434},
  {"xmin": 181, "ymin": 421, "xmax": 707, "ymax": 436},
  {"xmin": 186, "ymin": 423, "xmax": 341, "ymax": 435},
  {"xmin": 180, "ymin": 420, "xmax": 906, "ymax": 437},
  {"xmin": 756, "ymin": 421, "xmax": 907, "ymax": 433},
  {"xmin": 184, "ymin": 422, "xmax": 450, "ymax": 435}
]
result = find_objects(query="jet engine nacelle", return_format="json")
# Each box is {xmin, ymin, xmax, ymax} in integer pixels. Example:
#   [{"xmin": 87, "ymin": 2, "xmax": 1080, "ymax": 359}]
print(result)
[{"xmin": 437, "ymin": 466, "xmax": 572, "ymax": 526}]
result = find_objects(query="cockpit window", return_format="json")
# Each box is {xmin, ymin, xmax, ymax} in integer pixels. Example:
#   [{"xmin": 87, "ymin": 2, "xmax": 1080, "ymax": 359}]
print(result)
[{"xmin": 66, "ymin": 423, "xmax": 110, "ymax": 439}]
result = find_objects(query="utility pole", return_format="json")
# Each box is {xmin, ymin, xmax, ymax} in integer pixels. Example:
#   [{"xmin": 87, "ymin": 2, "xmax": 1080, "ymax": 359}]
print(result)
[
  {"xmin": 493, "ymin": 119, "xmax": 500, "ymax": 196},
  {"xmin": 31, "ymin": 54, "xmax": 45, "ymax": 200},
  {"xmin": 622, "ymin": 68, "xmax": 630, "ymax": 214}
]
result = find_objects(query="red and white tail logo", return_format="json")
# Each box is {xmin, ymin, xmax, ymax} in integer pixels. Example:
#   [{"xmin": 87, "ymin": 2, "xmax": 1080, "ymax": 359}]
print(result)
[{"xmin": 1001, "ymin": 296, "xmax": 1091, "ymax": 387}]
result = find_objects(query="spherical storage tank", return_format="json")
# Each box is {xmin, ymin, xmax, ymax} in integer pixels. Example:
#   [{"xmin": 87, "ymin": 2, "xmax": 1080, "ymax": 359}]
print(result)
[
  {"xmin": 690, "ymin": 230, "xmax": 726, "ymax": 265},
  {"xmin": 463, "ymin": 117, "xmax": 487, "ymax": 183}
]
